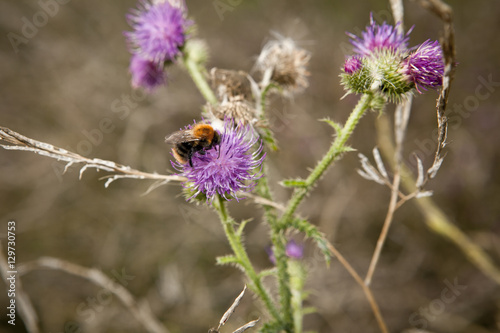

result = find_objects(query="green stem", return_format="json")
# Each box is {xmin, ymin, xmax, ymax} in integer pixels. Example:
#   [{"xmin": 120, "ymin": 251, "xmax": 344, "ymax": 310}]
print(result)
[
  {"xmin": 214, "ymin": 195, "xmax": 282, "ymax": 323},
  {"xmin": 256, "ymin": 165, "xmax": 278, "ymax": 225},
  {"xmin": 279, "ymin": 93, "xmax": 374, "ymax": 228},
  {"xmin": 184, "ymin": 56, "xmax": 218, "ymax": 105},
  {"xmin": 271, "ymin": 227, "xmax": 293, "ymax": 332},
  {"xmin": 289, "ymin": 261, "xmax": 306, "ymax": 333}
]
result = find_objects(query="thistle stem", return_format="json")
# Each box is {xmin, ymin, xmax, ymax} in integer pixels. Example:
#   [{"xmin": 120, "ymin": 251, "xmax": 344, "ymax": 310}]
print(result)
[
  {"xmin": 271, "ymin": 227, "xmax": 293, "ymax": 332},
  {"xmin": 214, "ymin": 195, "xmax": 282, "ymax": 324},
  {"xmin": 184, "ymin": 56, "xmax": 218, "ymax": 105},
  {"xmin": 279, "ymin": 93, "xmax": 374, "ymax": 228}
]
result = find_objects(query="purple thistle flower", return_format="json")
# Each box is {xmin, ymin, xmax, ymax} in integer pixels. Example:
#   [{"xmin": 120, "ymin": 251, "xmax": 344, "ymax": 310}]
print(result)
[
  {"xmin": 266, "ymin": 246, "xmax": 276, "ymax": 265},
  {"xmin": 344, "ymin": 56, "xmax": 363, "ymax": 74},
  {"xmin": 341, "ymin": 15, "xmax": 445, "ymax": 98},
  {"xmin": 125, "ymin": 0, "xmax": 191, "ymax": 65},
  {"xmin": 347, "ymin": 14, "xmax": 411, "ymax": 56},
  {"xmin": 285, "ymin": 240, "xmax": 304, "ymax": 259},
  {"xmin": 403, "ymin": 40, "xmax": 444, "ymax": 92},
  {"xmin": 173, "ymin": 120, "xmax": 265, "ymax": 204},
  {"xmin": 267, "ymin": 240, "xmax": 304, "ymax": 264},
  {"xmin": 129, "ymin": 54, "xmax": 166, "ymax": 91}
]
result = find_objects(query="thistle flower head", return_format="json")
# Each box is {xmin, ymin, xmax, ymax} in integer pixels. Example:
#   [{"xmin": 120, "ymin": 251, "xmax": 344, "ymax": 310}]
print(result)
[
  {"xmin": 205, "ymin": 96, "xmax": 257, "ymax": 127},
  {"xmin": 173, "ymin": 119, "xmax": 265, "ymax": 204},
  {"xmin": 129, "ymin": 54, "xmax": 166, "ymax": 91},
  {"xmin": 402, "ymin": 40, "xmax": 444, "ymax": 92},
  {"xmin": 341, "ymin": 15, "xmax": 444, "ymax": 101},
  {"xmin": 210, "ymin": 68, "xmax": 253, "ymax": 101},
  {"xmin": 255, "ymin": 35, "xmax": 311, "ymax": 95},
  {"xmin": 348, "ymin": 15, "xmax": 411, "ymax": 56},
  {"xmin": 125, "ymin": 0, "xmax": 191, "ymax": 65}
]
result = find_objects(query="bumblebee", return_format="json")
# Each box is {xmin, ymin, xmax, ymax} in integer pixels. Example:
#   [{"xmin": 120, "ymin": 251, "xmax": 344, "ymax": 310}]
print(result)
[{"xmin": 165, "ymin": 124, "xmax": 220, "ymax": 167}]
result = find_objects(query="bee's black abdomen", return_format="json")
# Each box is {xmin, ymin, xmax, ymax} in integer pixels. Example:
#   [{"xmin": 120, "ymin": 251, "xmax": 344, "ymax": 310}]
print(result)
[{"xmin": 177, "ymin": 142, "xmax": 193, "ymax": 155}]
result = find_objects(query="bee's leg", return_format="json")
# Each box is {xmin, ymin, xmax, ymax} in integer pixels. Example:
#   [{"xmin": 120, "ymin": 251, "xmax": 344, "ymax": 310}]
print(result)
[{"xmin": 188, "ymin": 151, "xmax": 194, "ymax": 167}]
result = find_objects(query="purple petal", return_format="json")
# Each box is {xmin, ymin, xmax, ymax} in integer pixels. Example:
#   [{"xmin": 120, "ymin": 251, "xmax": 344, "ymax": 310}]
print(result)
[
  {"xmin": 347, "ymin": 15, "xmax": 410, "ymax": 56},
  {"xmin": 285, "ymin": 240, "xmax": 304, "ymax": 259},
  {"xmin": 173, "ymin": 119, "xmax": 265, "ymax": 204},
  {"xmin": 125, "ymin": 0, "xmax": 191, "ymax": 64},
  {"xmin": 403, "ymin": 40, "xmax": 444, "ymax": 91},
  {"xmin": 129, "ymin": 54, "xmax": 166, "ymax": 91}
]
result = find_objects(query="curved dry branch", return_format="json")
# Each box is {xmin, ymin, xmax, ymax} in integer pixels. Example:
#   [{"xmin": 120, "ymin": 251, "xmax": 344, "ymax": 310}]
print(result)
[
  {"xmin": 18, "ymin": 257, "xmax": 169, "ymax": 333},
  {"xmin": 416, "ymin": 0, "xmax": 456, "ymax": 187},
  {"xmin": 0, "ymin": 126, "xmax": 187, "ymax": 187}
]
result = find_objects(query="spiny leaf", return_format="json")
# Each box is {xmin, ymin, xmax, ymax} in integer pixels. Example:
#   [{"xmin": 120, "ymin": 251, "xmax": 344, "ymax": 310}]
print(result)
[
  {"xmin": 303, "ymin": 306, "xmax": 318, "ymax": 315},
  {"xmin": 258, "ymin": 126, "xmax": 279, "ymax": 152},
  {"xmin": 280, "ymin": 178, "xmax": 308, "ymax": 188},
  {"xmin": 257, "ymin": 268, "xmax": 277, "ymax": 279},
  {"xmin": 341, "ymin": 145, "xmax": 356, "ymax": 153},
  {"xmin": 260, "ymin": 321, "xmax": 284, "ymax": 333},
  {"xmin": 319, "ymin": 118, "xmax": 343, "ymax": 134},
  {"xmin": 216, "ymin": 255, "xmax": 241, "ymax": 266},
  {"xmin": 236, "ymin": 219, "xmax": 252, "ymax": 237},
  {"xmin": 291, "ymin": 218, "xmax": 332, "ymax": 264}
]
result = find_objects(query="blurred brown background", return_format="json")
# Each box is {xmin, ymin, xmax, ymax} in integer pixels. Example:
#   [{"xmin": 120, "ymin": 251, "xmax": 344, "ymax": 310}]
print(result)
[{"xmin": 1, "ymin": 0, "xmax": 499, "ymax": 332}]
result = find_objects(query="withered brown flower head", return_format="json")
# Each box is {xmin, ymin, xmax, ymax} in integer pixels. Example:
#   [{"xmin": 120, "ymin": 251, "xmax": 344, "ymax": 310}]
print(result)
[
  {"xmin": 205, "ymin": 96, "xmax": 257, "ymax": 127},
  {"xmin": 210, "ymin": 68, "xmax": 253, "ymax": 101},
  {"xmin": 255, "ymin": 36, "xmax": 311, "ymax": 94}
]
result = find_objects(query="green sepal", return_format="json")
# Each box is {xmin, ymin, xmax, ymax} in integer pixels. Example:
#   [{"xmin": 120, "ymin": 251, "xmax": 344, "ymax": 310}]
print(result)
[{"xmin": 182, "ymin": 182, "xmax": 208, "ymax": 205}]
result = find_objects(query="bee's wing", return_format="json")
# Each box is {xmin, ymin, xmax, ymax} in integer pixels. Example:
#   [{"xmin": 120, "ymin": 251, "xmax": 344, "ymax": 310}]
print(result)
[{"xmin": 165, "ymin": 130, "xmax": 200, "ymax": 144}]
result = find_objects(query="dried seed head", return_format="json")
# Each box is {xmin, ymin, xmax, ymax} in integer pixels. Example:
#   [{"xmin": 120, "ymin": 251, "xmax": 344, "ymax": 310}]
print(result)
[
  {"xmin": 205, "ymin": 96, "xmax": 258, "ymax": 127},
  {"xmin": 255, "ymin": 35, "xmax": 311, "ymax": 94},
  {"xmin": 210, "ymin": 68, "xmax": 253, "ymax": 101}
]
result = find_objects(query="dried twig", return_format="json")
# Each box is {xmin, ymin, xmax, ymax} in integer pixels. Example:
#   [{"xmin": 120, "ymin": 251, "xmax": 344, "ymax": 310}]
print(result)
[
  {"xmin": 389, "ymin": 0, "xmax": 404, "ymax": 27},
  {"xmin": 364, "ymin": 0, "xmax": 413, "ymax": 286},
  {"xmin": 239, "ymin": 192, "xmax": 286, "ymax": 212},
  {"xmin": 18, "ymin": 257, "xmax": 169, "ymax": 333},
  {"xmin": 0, "ymin": 241, "xmax": 40, "ymax": 333},
  {"xmin": 209, "ymin": 285, "xmax": 259, "ymax": 333},
  {"xmin": 326, "ymin": 242, "xmax": 388, "ymax": 333},
  {"xmin": 218, "ymin": 285, "xmax": 247, "ymax": 331},
  {"xmin": 416, "ymin": 0, "xmax": 456, "ymax": 187},
  {"xmin": 0, "ymin": 126, "xmax": 186, "ymax": 187},
  {"xmin": 364, "ymin": 95, "xmax": 412, "ymax": 286}
]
